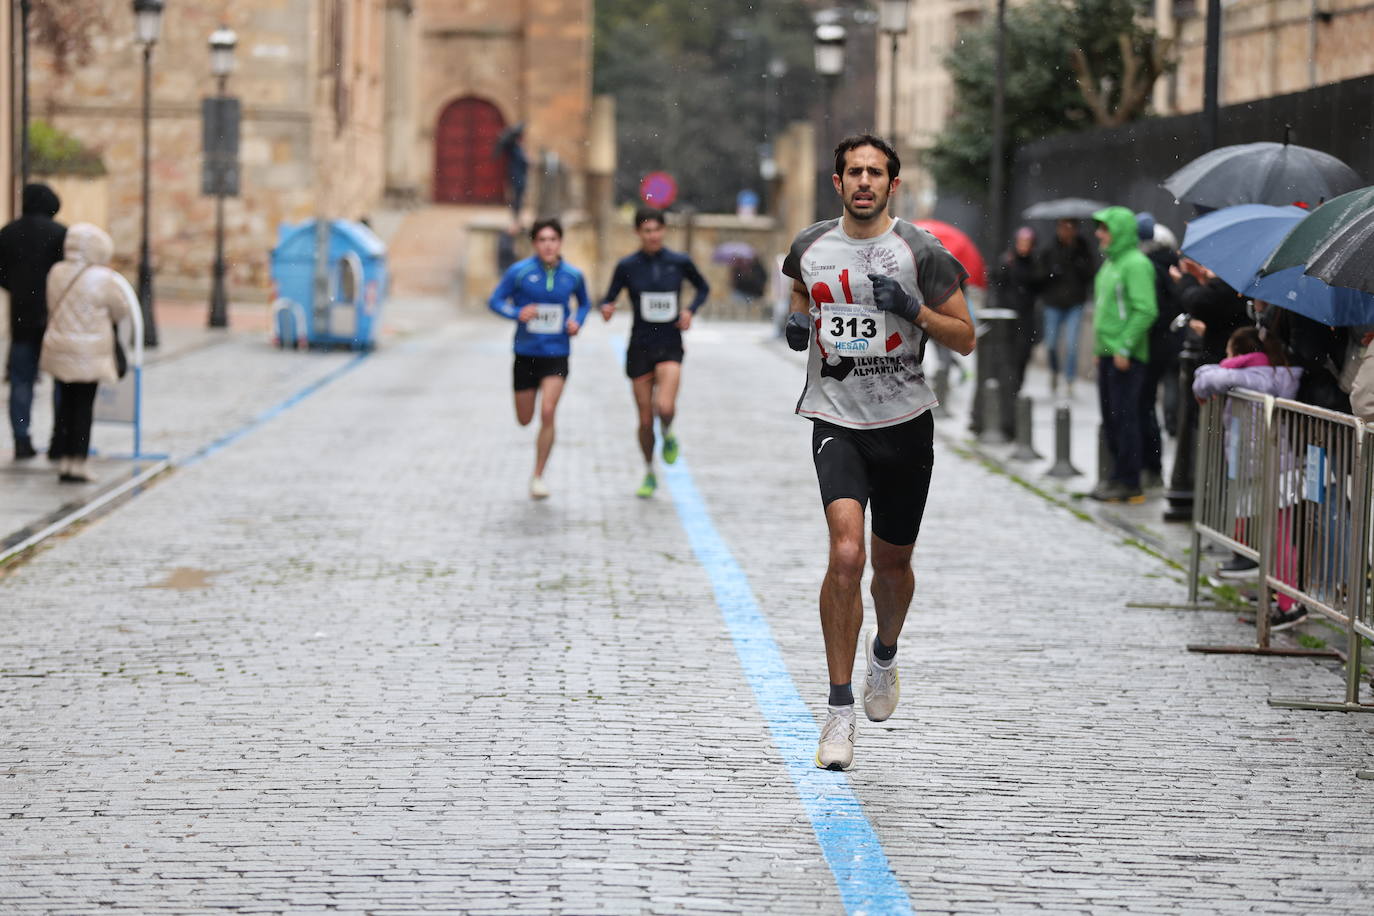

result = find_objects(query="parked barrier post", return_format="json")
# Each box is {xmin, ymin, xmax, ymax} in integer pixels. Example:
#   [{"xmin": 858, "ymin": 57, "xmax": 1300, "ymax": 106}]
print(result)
[
  {"xmin": 1010, "ymin": 395, "xmax": 1040, "ymax": 461},
  {"xmin": 1045, "ymin": 406, "xmax": 1081, "ymax": 479}
]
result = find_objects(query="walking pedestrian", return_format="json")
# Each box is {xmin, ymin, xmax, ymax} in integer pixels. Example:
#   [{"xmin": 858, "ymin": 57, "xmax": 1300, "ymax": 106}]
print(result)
[
  {"xmin": 488, "ymin": 218, "xmax": 591, "ymax": 499},
  {"xmin": 1089, "ymin": 206, "xmax": 1158, "ymax": 504},
  {"xmin": 1038, "ymin": 218, "xmax": 1094, "ymax": 397},
  {"xmin": 782, "ymin": 133, "xmax": 974, "ymax": 771},
  {"xmin": 600, "ymin": 207, "xmax": 709, "ymax": 498},
  {"xmin": 40, "ymin": 223, "xmax": 136, "ymax": 484},
  {"xmin": 0, "ymin": 183, "xmax": 68, "ymax": 460}
]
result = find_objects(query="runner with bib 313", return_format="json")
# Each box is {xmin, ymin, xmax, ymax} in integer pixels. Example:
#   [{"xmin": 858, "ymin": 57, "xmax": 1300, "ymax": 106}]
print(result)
[
  {"xmin": 488, "ymin": 219, "xmax": 591, "ymax": 500},
  {"xmin": 782, "ymin": 134, "xmax": 975, "ymax": 771},
  {"xmin": 600, "ymin": 207, "xmax": 710, "ymax": 498}
]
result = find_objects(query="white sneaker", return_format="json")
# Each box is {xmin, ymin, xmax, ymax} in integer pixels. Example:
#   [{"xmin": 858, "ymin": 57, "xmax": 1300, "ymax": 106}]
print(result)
[
  {"xmin": 815, "ymin": 705, "xmax": 856, "ymax": 771},
  {"xmin": 529, "ymin": 476, "xmax": 550, "ymax": 500},
  {"xmin": 862, "ymin": 626, "xmax": 900, "ymax": 722}
]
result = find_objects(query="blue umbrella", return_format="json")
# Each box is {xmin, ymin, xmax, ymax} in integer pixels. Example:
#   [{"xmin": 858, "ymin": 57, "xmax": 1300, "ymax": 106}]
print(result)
[
  {"xmin": 1180, "ymin": 204, "xmax": 1374, "ymax": 326},
  {"xmin": 1180, "ymin": 204, "xmax": 1308, "ymax": 291}
]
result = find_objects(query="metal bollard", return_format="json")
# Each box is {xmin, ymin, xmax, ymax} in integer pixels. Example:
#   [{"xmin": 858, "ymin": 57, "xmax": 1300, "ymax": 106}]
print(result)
[
  {"xmin": 931, "ymin": 366, "xmax": 950, "ymax": 418},
  {"xmin": 1009, "ymin": 395, "xmax": 1041, "ymax": 461},
  {"xmin": 1045, "ymin": 405, "xmax": 1082, "ymax": 478},
  {"xmin": 977, "ymin": 378, "xmax": 1010, "ymax": 445},
  {"xmin": 1095, "ymin": 423, "xmax": 1117, "ymax": 489}
]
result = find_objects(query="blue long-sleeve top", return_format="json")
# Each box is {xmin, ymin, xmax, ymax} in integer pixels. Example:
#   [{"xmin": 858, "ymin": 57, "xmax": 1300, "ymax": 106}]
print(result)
[
  {"xmin": 602, "ymin": 248, "xmax": 710, "ymax": 348},
  {"xmin": 488, "ymin": 256, "xmax": 591, "ymax": 357}
]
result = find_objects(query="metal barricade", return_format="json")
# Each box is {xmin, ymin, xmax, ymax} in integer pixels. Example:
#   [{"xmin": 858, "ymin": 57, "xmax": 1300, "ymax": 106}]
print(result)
[
  {"xmin": 1186, "ymin": 389, "xmax": 1372, "ymax": 710},
  {"xmin": 1266, "ymin": 397, "xmax": 1373, "ymax": 713},
  {"xmin": 1187, "ymin": 391, "xmax": 1343, "ymax": 660}
]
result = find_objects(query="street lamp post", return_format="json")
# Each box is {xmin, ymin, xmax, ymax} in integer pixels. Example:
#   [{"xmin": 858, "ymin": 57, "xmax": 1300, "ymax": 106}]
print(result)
[
  {"xmin": 207, "ymin": 26, "xmax": 237, "ymax": 329},
  {"xmin": 132, "ymin": 0, "xmax": 164, "ymax": 348},
  {"xmin": 879, "ymin": 0, "xmax": 909, "ymax": 147},
  {"xmin": 813, "ymin": 23, "xmax": 847, "ymax": 138},
  {"xmin": 20, "ymin": 0, "xmax": 32, "ymax": 187}
]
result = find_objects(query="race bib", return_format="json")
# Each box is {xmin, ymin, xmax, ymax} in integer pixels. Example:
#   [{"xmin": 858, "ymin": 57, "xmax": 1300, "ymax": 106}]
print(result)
[
  {"xmin": 526, "ymin": 303, "xmax": 564, "ymax": 334},
  {"xmin": 640, "ymin": 291, "xmax": 679, "ymax": 323},
  {"xmin": 820, "ymin": 302, "xmax": 888, "ymax": 357}
]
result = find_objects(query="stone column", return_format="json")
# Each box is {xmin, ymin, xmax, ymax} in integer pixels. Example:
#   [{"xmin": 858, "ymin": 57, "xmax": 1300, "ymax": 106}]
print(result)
[
  {"xmin": 587, "ymin": 94, "xmax": 617, "ymax": 291},
  {"xmin": 383, "ymin": 0, "xmax": 417, "ymax": 202}
]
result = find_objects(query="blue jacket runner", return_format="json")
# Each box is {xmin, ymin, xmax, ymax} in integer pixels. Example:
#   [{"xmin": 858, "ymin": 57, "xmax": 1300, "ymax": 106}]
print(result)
[{"xmin": 489, "ymin": 256, "xmax": 592, "ymax": 357}]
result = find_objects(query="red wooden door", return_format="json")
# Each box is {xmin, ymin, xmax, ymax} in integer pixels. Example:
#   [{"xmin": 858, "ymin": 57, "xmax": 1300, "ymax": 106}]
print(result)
[{"xmin": 434, "ymin": 97, "xmax": 506, "ymax": 204}]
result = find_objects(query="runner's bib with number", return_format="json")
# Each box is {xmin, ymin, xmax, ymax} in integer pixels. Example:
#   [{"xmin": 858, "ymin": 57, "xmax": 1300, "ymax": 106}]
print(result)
[
  {"xmin": 526, "ymin": 304, "xmax": 564, "ymax": 334},
  {"xmin": 640, "ymin": 291, "xmax": 679, "ymax": 323},
  {"xmin": 820, "ymin": 303, "xmax": 889, "ymax": 357}
]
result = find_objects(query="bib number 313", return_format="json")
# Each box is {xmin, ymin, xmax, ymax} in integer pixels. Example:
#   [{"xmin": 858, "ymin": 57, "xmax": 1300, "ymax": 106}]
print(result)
[{"xmin": 815, "ymin": 270, "xmax": 887, "ymax": 356}]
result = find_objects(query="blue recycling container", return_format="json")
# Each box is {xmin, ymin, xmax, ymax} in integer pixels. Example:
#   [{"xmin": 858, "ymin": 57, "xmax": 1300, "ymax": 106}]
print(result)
[{"xmin": 270, "ymin": 219, "xmax": 389, "ymax": 350}]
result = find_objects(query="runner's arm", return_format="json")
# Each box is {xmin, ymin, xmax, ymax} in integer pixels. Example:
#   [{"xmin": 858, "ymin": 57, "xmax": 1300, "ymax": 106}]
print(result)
[
  {"xmin": 917, "ymin": 287, "xmax": 976, "ymax": 356},
  {"xmin": 683, "ymin": 258, "xmax": 710, "ymax": 313},
  {"xmin": 488, "ymin": 268, "xmax": 522, "ymax": 320},
  {"xmin": 572, "ymin": 273, "xmax": 592, "ymax": 326},
  {"xmin": 600, "ymin": 263, "xmax": 627, "ymax": 307}
]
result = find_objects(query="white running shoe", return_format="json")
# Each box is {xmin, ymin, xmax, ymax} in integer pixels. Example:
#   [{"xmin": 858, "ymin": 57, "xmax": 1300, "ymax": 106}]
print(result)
[
  {"xmin": 529, "ymin": 476, "xmax": 550, "ymax": 500},
  {"xmin": 862, "ymin": 626, "xmax": 900, "ymax": 722},
  {"xmin": 815, "ymin": 705, "xmax": 856, "ymax": 771}
]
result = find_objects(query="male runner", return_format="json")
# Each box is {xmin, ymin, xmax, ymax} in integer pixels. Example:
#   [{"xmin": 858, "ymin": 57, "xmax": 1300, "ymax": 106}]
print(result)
[
  {"xmin": 782, "ymin": 134, "xmax": 975, "ymax": 771},
  {"xmin": 488, "ymin": 218, "xmax": 591, "ymax": 499},
  {"xmin": 600, "ymin": 207, "xmax": 710, "ymax": 497}
]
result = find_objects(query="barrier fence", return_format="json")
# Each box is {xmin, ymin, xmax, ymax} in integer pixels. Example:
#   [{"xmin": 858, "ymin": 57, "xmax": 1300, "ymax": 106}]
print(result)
[{"xmin": 1188, "ymin": 390, "xmax": 1374, "ymax": 712}]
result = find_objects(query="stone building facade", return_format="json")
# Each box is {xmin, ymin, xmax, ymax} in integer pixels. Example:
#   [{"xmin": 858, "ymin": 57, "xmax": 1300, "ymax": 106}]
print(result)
[
  {"xmin": 1165, "ymin": 0, "xmax": 1374, "ymax": 113},
  {"xmin": 26, "ymin": 0, "xmax": 591, "ymax": 303},
  {"xmin": 877, "ymin": 0, "xmax": 1374, "ymax": 214}
]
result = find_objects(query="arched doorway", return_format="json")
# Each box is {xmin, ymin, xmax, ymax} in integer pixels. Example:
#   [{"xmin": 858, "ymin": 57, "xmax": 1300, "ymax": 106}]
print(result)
[{"xmin": 433, "ymin": 97, "xmax": 506, "ymax": 205}]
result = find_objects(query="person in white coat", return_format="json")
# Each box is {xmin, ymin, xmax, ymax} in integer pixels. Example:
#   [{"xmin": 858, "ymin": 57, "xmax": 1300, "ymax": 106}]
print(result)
[{"xmin": 40, "ymin": 223, "xmax": 136, "ymax": 483}]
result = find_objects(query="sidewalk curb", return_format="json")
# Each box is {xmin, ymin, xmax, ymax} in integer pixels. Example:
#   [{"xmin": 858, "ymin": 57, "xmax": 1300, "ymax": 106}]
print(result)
[{"xmin": 0, "ymin": 459, "xmax": 172, "ymax": 568}]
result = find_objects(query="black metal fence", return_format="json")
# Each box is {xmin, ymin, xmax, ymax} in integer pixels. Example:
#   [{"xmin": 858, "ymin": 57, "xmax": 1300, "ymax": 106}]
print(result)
[{"xmin": 1004, "ymin": 74, "xmax": 1374, "ymax": 245}]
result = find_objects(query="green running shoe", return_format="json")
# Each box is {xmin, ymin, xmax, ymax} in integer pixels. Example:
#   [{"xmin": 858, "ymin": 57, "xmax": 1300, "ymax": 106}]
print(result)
[
  {"xmin": 662, "ymin": 431, "xmax": 680, "ymax": 465},
  {"xmin": 636, "ymin": 472, "xmax": 657, "ymax": 498}
]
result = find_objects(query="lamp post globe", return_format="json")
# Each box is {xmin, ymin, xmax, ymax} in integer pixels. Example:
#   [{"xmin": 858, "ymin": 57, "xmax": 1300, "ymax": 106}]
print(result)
[
  {"xmin": 879, "ymin": 0, "xmax": 910, "ymax": 35},
  {"xmin": 813, "ymin": 23, "xmax": 847, "ymax": 77},
  {"xmin": 209, "ymin": 27, "xmax": 238, "ymax": 82},
  {"xmin": 132, "ymin": 0, "xmax": 165, "ymax": 347},
  {"xmin": 133, "ymin": 0, "xmax": 164, "ymax": 46}
]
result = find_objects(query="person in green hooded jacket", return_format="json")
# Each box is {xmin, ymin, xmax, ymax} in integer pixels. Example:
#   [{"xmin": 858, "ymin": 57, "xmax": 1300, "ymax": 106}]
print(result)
[{"xmin": 1090, "ymin": 206, "xmax": 1158, "ymax": 503}]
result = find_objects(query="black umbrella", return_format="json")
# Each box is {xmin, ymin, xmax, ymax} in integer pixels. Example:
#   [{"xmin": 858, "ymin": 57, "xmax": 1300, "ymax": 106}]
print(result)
[
  {"xmin": 1021, "ymin": 198, "xmax": 1107, "ymax": 220},
  {"xmin": 1162, "ymin": 141, "xmax": 1362, "ymax": 209},
  {"xmin": 1305, "ymin": 206, "xmax": 1374, "ymax": 296}
]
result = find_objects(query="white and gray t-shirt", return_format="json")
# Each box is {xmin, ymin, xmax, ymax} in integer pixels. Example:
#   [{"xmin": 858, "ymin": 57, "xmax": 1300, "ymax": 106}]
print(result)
[{"xmin": 783, "ymin": 217, "xmax": 968, "ymax": 430}]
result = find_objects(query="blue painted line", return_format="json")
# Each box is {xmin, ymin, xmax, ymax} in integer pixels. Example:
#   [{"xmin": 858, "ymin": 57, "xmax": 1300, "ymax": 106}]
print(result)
[
  {"xmin": 178, "ymin": 352, "xmax": 370, "ymax": 468},
  {"xmin": 660, "ymin": 456, "xmax": 914, "ymax": 916}
]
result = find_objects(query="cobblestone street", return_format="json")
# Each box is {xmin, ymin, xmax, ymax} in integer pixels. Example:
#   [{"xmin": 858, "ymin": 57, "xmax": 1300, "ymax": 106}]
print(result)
[{"xmin": 2, "ymin": 307, "xmax": 1372, "ymax": 914}]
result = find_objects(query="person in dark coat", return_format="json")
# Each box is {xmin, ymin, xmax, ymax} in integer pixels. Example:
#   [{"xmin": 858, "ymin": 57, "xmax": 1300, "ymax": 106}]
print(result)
[
  {"xmin": 1136, "ymin": 212, "xmax": 1182, "ymax": 488},
  {"xmin": 0, "ymin": 183, "xmax": 68, "ymax": 460},
  {"xmin": 1168, "ymin": 258, "xmax": 1249, "ymax": 366},
  {"xmin": 997, "ymin": 226, "xmax": 1044, "ymax": 401},
  {"xmin": 1038, "ymin": 218, "xmax": 1095, "ymax": 396}
]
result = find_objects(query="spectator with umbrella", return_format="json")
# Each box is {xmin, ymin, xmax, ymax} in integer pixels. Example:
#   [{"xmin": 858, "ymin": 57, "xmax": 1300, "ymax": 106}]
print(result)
[{"xmin": 992, "ymin": 227, "xmax": 1044, "ymax": 414}]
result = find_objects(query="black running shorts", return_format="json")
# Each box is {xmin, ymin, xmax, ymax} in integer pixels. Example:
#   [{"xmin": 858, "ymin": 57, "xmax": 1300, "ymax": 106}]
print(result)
[
  {"xmin": 811, "ymin": 411, "xmax": 935, "ymax": 546},
  {"xmin": 512, "ymin": 355, "xmax": 569, "ymax": 391},
  {"xmin": 625, "ymin": 342, "xmax": 683, "ymax": 380}
]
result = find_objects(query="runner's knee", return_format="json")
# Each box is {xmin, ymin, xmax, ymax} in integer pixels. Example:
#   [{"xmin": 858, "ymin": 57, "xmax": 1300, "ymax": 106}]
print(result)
[{"xmin": 828, "ymin": 538, "xmax": 866, "ymax": 583}]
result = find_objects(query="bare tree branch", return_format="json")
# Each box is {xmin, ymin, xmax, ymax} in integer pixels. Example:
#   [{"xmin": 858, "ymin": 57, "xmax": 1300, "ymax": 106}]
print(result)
[{"xmin": 29, "ymin": 0, "xmax": 110, "ymax": 75}]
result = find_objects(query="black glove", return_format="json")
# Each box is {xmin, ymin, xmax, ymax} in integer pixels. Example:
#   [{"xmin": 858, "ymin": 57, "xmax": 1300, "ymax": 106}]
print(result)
[
  {"xmin": 785, "ymin": 312, "xmax": 811, "ymax": 351},
  {"xmin": 868, "ymin": 273, "xmax": 921, "ymax": 323}
]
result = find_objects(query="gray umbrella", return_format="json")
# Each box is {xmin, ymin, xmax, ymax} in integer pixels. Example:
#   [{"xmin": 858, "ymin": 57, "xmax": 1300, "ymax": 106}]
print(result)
[
  {"xmin": 1162, "ymin": 141, "xmax": 1362, "ymax": 209},
  {"xmin": 1305, "ymin": 206, "xmax": 1374, "ymax": 296},
  {"xmin": 1021, "ymin": 198, "xmax": 1108, "ymax": 220}
]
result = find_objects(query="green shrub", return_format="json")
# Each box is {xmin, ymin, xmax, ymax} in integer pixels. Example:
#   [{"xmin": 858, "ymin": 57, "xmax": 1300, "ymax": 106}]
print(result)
[{"xmin": 29, "ymin": 119, "xmax": 106, "ymax": 178}]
